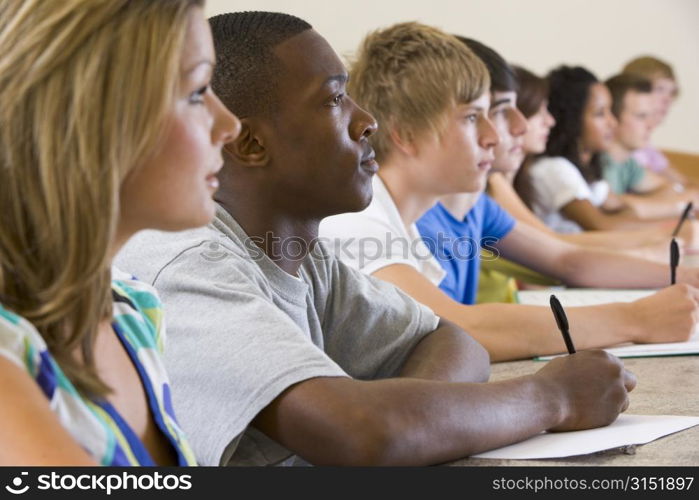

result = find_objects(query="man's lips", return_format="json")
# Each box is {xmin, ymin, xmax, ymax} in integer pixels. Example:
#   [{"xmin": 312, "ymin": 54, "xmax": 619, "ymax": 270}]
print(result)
[
  {"xmin": 360, "ymin": 156, "xmax": 379, "ymax": 174},
  {"xmin": 361, "ymin": 143, "xmax": 375, "ymax": 163},
  {"xmin": 361, "ymin": 153, "xmax": 375, "ymax": 163},
  {"xmin": 360, "ymin": 147, "xmax": 378, "ymax": 173}
]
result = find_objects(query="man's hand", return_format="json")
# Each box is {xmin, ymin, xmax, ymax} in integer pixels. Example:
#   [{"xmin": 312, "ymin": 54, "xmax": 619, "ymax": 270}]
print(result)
[
  {"xmin": 629, "ymin": 284, "xmax": 699, "ymax": 343},
  {"xmin": 535, "ymin": 350, "xmax": 636, "ymax": 432}
]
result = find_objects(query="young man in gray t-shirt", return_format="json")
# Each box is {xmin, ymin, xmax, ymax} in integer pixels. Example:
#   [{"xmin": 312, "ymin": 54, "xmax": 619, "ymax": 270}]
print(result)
[{"xmin": 117, "ymin": 12, "xmax": 634, "ymax": 466}]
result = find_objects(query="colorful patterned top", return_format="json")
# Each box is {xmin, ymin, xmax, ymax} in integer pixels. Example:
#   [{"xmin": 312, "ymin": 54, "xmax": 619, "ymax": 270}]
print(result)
[{"xmin": 0, "ymin": 270, "xmax": 197, "ymax": 466}]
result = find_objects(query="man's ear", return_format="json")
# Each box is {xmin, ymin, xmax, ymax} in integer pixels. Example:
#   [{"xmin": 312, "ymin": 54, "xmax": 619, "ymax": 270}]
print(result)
[{"xmin": 224, "ymin": 118, "xmax": 268, "ymax": 167}]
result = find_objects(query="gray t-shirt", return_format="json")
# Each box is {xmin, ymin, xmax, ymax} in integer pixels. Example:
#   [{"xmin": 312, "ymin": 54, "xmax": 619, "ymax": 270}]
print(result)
[{"xmin": 115, "ymin": 204, "xmax": 439, "ymax": 466}]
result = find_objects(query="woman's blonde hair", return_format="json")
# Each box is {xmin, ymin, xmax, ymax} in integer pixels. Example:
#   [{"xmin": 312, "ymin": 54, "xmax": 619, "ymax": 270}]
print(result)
[
  {"xmin": 0, "ymin": 0, "xmax": 202, "ymax": 395},
  {"xmin": 349, "ymin": 22, "xmax": 490, "ymax": 163}
]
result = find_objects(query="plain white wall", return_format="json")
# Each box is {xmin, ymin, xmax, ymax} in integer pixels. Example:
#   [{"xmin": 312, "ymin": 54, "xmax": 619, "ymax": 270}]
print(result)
[{"xmin": 206, "ymin": 0, "xmax": 699, "ymax": 154}]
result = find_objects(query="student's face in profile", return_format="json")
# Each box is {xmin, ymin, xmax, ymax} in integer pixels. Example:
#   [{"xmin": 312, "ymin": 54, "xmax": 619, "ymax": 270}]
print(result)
[
  {"xmin": 415, "ymin": 92, "xmax": 498, "ymax": 194},
  {"xmin": 616, "ymin": 91, "xmax": 654, "ymax": 151},
  {"xmin": 119, "ymin": 7, "xmax": 240, "ymax": 235},
  {"xmin": 580, "ymin": 83, "xmax": 616, "ymax": 154},
  {"xmin": 489, "ymin": 90, "xmax": 527, "ymax": 175},
  {"xmin": 263, "ymin": 30, "xmax": 378, "ymax": 217},
  {"xmin": 651, "ymin": 77, "xmax": 678, "ymax": 127},
  {"xmin": 522, "ymin": 100, "xmax": 556, "ymax": 154}
]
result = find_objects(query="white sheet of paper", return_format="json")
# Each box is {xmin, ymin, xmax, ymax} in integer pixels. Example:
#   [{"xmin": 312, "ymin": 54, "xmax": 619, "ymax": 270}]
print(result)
[
  {"xmin": 516, "ymin": 289, "xmax": 699, "ymax": 359},
  {"xmin": 472, "ymin": 414, "xmax": 699, "ymax": 459},
  {"xmin": 516, "ymin": 288, "xmax": 656, "ymax": 307}
]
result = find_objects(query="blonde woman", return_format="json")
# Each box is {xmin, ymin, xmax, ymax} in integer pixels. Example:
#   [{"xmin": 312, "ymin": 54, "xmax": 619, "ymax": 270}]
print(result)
[{"xmin": 0, "ymin": 0, "xmax": 239, "ymax": 465}]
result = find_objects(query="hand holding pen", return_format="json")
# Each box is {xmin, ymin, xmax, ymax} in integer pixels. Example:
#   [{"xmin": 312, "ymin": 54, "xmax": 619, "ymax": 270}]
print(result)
[{"xmin": 539, "ymin": 295, "xmax": 636, "ymax": 431}]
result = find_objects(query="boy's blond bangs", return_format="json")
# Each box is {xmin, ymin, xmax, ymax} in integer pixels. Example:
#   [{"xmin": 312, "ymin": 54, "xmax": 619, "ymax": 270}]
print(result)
[{"xmin": 349, "ymin": 22, "xmax": 490, "ymax": 162}]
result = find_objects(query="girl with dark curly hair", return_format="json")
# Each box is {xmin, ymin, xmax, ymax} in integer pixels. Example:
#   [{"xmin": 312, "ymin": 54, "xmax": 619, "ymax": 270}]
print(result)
[
  {"xmin": 513, "ymin": 65, "xmax": 636, "ymax": 232},
  {"xmin": 514, "ymin": 64, "xmax": 697, "ymax": 237}
]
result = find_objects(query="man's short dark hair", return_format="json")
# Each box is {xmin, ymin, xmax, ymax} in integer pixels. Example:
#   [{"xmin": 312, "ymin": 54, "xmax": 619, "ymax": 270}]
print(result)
[
  {"xmin": 605, "ymin": 73, "xmax": 653, "ymax": 118},
  {"xmin": 455, "ymin": 36, "xmax": 517, "ymax": 93},
  {"xmin": 208, "ymin": 11, "xmax": 312, "ymax": 118}
]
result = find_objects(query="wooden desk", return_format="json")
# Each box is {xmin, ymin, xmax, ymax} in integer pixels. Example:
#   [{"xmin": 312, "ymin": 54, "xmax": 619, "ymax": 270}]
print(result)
[
  {"xmin": 663, "ymin": 149, "xmax": 699, "ymax": 183},
  {"xmin": 450, "ymin": 356, "xmax": 699, "ymax": 466}
]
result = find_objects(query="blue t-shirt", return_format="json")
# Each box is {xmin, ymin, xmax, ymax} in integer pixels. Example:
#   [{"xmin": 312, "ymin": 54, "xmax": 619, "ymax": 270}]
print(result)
[{"xmin": 416, "ymin": 194, "xmax": 515, "ymax": 305}]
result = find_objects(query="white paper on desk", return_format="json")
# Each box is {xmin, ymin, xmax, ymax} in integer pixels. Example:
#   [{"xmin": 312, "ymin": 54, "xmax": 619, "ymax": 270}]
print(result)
[
  {"xmin": 516, "ymin": 289, "xmax": 656, "ymax": 307},
  {"xmin": 516, "ymin": 289, "xmax": 699, "ymax": 359},
  {"xmin": 472, "ymin": 414, "xmax": 699, "ymax": 459},
  {"xmin": 536, "ymin": 332, "xmax": 699, "ymax": 360}
]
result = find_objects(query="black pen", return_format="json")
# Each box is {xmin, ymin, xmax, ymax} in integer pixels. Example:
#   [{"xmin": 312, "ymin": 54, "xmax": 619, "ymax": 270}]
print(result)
[
  {"xmin": 670, "ymin": 238, "xmax": 680, "ymax": 285},
  {"xmin": 550, "ymin": 295, "xmax": 576, "ymax": 354},
  {"xmin": 672, "ymin": 201, "xmax": 693, "ymax": 237}
]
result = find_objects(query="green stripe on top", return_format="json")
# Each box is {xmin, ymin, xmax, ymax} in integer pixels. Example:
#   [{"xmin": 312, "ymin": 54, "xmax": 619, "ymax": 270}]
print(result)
[
  {"xmin": 23, "ymin": 336, "xmax": 37, "ymax": 376},
  {"xmin": 113, "ymin": 280, "xmax": 162, "ymax": 310},
  {"xmin": 113, "ymin": 313, "xmax": 157, "ymax": 351},
  {"xmin": 52, "ymin": 357, "xmax": 80, "ymax": 397},
  {"xmin": 113, "ymin": 280, "xmax": 163, "ymax": 349},
  {"xmin": 0, "ymin": 305, "xmax": 22, "ymax": 325}
]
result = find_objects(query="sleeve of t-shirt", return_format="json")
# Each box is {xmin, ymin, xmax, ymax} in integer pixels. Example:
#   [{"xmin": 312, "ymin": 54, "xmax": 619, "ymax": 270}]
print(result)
[
  {"xmin": 112, "ymin": 268, "xmax": 167, "ymax": 354},
  {"xmin": 633, "ymin": 147, "xmax": 669, "ymax": 172},
  {"xmin": 0, "ymin": 305, "xmax": 40, "ymax": 373},
  {"xmin": 529, "ymin": 157, "xmax": 594, "ymax": 211},
  {"xmin": 319, "ymin": 210, "xmax": 418, "ymax": 276},
  {"xmin": 627, "ymin": 158, "xmax": 648, "ymax": 192},
  {"xmin": 480, "ymin": 194, "xmax": 516, "ymax": 241},
  {"xmin": 309, "ymin": 245, "xmax": 440, "ymax": 380},
  {"xmin": 151, "ymin": 244, "xmax": 348, "ymax": 466}
]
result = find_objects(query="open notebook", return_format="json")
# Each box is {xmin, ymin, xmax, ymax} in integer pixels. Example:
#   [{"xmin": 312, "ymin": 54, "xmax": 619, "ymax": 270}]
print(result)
[{"xmin": 516, "ymin": 289, "xmax": 699, "ymax": 360}]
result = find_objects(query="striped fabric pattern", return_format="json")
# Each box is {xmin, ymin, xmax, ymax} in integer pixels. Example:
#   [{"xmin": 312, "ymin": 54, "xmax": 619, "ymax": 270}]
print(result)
[{"xmin": 0, "ymin": 272, "xmax": 197, "ymax": 466}]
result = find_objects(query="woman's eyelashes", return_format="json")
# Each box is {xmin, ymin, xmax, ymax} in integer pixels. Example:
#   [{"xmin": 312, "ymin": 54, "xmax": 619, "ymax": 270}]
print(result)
[{"xmin": 189, "ymin": 85, "xmax": 209, "ymax": 104}]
